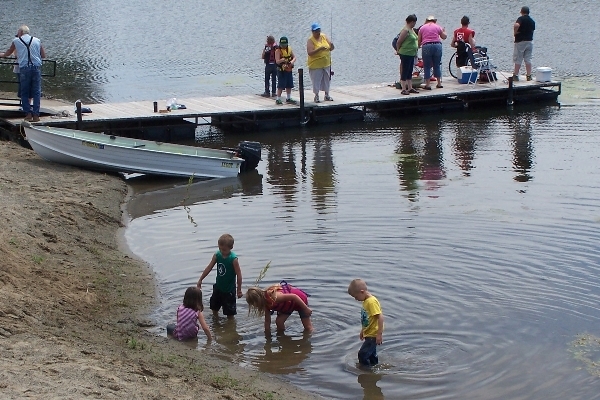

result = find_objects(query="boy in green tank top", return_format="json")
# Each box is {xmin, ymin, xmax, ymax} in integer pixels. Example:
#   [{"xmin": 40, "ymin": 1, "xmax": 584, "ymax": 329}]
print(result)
[{"xmin": 197, "ymin": 234, "xmax": 243, "ymax": 318}]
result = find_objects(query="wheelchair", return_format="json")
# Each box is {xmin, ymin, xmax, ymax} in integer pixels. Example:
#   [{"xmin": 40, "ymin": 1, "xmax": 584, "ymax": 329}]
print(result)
[{"xmin": 449, "ymin": 44, "xmax": 497, "ymax": 82}]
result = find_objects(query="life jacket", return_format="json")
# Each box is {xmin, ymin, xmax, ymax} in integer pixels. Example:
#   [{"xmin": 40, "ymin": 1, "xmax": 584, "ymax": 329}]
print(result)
[
  {"xmin": 278, "ymin": 46, "xmax": 294, "ymax": 72},
  {"xmin": 264, "ymin": 45, "xmax": 278, "ymax": 65}
]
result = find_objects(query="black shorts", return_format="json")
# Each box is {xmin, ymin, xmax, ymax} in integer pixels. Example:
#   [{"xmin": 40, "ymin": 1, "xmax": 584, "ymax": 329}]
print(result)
[{"xmin": 209, "ymin": 284, "xmax": 237, "ymax": 315}]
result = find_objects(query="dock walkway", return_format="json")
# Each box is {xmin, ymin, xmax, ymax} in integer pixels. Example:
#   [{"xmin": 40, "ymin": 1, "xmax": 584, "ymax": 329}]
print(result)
[{"xmin": 0, "ymin": 72, "xmax": 560, "ymax": 139}]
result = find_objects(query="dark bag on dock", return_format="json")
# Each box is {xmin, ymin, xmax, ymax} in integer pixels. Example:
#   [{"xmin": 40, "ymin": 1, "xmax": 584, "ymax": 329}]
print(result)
[{"xmin": 478, "ymin": 70, "xmax": 497, "ymax": 82}]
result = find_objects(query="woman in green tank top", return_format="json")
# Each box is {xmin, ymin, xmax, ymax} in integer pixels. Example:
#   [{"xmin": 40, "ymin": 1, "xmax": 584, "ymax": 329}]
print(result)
[{"xmin": 395, "ymin": 14, "xmax": 419, "ymax": 95}]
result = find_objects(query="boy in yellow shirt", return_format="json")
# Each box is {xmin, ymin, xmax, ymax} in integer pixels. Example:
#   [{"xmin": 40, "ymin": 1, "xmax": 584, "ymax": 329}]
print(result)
[{"xmin": 348, "ymin": 279, "xmax": 384, "ymax": 366}]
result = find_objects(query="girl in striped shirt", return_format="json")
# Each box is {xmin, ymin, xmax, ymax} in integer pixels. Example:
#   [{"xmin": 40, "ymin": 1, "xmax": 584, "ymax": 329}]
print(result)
[{"xmin": 167, "ymin": 287, "xmax": 212, "ymax": 341}]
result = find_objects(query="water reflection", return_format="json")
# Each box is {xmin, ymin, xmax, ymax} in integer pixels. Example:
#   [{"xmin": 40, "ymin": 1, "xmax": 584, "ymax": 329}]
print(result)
[
  {"xmin": 238, "ymin": 170, "xmax": 264, "ymax": 196},
  {"xmin": 357, "ymin": 372, "xmax": 384, "ymax": 400},
  {"xmin": 311, "ymin": 138, "xmax": 336, "ymax": 213},
  {"xmin": 396, "ymin": 130, "xmax": 420, "ymax": 201},
  {"xmin": 395, "ymin": 123, "xmax": 446, "ymax": 201},
  {"xmin": 510, "ymin": 113, "xmax": 534, "ymax": 182},
  {"xmin": 255, "ymin": 332, "xmax": 313, "ymax": 374},
  {"xmin": 452, "ymin": 122, "xmax": 478, "ymax": 177},
  {"xmin": 421, "ymin": 124, "xmax": 446, "ymax": 192},
  {"xmin": 126, "ymin": 172, "xmax": 263, "ymax": 220},
  {"xmin": 211, "ymin": 315, "xmax": 244, "ymax": 356},
  {"xmin": 267, "ymin": 142, "xmax": 298, "ymax": 207}
]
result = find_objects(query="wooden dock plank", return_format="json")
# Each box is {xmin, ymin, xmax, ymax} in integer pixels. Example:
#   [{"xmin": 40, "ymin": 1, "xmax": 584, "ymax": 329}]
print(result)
[{"xmin": 0, "ymin": 73, "xmax": 558, "ymax": 128}]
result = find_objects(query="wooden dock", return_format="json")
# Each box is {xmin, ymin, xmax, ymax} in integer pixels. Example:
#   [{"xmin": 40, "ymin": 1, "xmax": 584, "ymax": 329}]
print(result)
[{"xmin": 0, "ymin": 71, "xmax": 560, "ymax": 140}]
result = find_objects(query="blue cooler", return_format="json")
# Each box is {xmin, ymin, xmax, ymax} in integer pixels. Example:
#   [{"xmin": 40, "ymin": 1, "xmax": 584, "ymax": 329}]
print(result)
[{"xmin": 458, "ymin": 67, "xmax": 478, "ymax": 84}]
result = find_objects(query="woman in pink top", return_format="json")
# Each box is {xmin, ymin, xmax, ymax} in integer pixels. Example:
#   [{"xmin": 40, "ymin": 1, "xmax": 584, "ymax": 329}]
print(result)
[{"xmin": 418, "ymin": 16, "xmax": 447, "ymax": 90}]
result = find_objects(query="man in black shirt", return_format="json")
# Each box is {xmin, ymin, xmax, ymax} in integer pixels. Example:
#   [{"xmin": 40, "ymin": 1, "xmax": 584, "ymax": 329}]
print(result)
[{"xmin": 512, "ymin": 6, "xmax": 535, "ymax": 81}]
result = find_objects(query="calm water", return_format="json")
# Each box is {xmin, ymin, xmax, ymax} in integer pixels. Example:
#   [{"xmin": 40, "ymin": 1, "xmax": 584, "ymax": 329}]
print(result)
[
  {"xmin": 3, "ymin": 1, "xmax": 600, "ymax": 399},
  {"xmin": 0, "ymin": 0, "xmax": 598, "ymax": 102}
]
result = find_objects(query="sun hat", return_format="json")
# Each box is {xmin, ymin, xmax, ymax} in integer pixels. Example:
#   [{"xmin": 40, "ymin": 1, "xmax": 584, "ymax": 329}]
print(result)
[
  {"xmin": 311, "ymin": 22, "xmax": 321, "ymax": 31},
  {"xmin": 279, "ymin": 36, "xmax": 288, "ymax": 46},
  {"xmin": 426, "ymin": 15, "xmax": 437, "ymax": 22}
]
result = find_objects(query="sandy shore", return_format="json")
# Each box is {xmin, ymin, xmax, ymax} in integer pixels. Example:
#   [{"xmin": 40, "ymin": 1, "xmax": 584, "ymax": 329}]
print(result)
[{"xmin": 0, "ymin": 139, "xmax": 321, "ymax": 399}]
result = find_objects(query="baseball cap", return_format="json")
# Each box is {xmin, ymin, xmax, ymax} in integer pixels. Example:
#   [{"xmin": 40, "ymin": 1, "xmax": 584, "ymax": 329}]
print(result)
[
  {"xmin": 311, "ymin": 23, "xmax": 321, "ymax": 31},
  {"xmin": 279, "ymin": 37, "xmax": 288, "ymax": 46}
]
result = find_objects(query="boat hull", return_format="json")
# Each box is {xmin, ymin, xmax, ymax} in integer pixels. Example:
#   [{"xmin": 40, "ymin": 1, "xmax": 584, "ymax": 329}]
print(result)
[{"xmin": 24, "ymin": 125, "xmax": 244, "ymax": 179}]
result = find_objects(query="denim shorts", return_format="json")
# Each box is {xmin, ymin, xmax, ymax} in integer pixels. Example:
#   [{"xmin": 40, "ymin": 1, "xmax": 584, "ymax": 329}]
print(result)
[{"xmin": 277, "ymin": 70, "xmax": 294, "ymax": 89}]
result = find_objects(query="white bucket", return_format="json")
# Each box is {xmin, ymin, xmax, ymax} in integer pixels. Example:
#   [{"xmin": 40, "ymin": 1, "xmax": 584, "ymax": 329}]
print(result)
[{"xmin": 536, "ymin": 67, "xmax": 552, "ymax": 82}]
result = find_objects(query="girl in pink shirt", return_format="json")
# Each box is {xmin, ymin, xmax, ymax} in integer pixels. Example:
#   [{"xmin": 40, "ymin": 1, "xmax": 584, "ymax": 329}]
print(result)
[
  {"xmin": 246, "ymin": 281, "xmax": 313, "ymax": 333},
  {"xmin": 167, "ymin": 286, "xmax": 212, "ymax": 341}
]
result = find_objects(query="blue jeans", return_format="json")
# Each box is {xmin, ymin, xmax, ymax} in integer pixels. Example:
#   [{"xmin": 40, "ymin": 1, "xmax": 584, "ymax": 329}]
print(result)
[
  {"xmin": 422, "ymin": 43, "xmax": 442, "ymax": 80},
  {"xmin": 20, "ymin": 65, "xmax": 42, "ymax": 116},
  {"xmin": 358, "ymin": 337, "xmax": 379, "ymax": 366}
]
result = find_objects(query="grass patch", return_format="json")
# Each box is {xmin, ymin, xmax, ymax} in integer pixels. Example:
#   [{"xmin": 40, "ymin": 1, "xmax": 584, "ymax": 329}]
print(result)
[
  {"xmin": 95, "ymin": 276, "xmax": 109, "ymax": 287},
  {"xmin": 127, "ymin": 336, "xmax": 146, "ymax": 350},
  {"xmin": 32, "ymin": 255, "xmax": 44, "ymax": 264},
  {"xmin": 211, "ymin": 370, "xmax": 239, "ymax": 390},
  {"xmin": 259, "ymin": 392, "xmax": 278, "ymax": 400},
  {"xmin": 116, "ymin": 299, "xmax": 129, "ymax": 307}
]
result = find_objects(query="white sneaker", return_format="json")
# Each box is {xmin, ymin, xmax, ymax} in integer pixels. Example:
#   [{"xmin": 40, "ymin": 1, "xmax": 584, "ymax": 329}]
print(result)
[{"xmin": 314, "ymin": 95, "xmax": 320, "ymax": 103}]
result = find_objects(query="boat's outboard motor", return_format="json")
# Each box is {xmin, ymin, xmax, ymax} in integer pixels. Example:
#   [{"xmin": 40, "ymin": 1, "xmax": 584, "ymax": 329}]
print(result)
[{"xmin": 237, "ymin": 141, "xmax": 261, "ymax": 172}]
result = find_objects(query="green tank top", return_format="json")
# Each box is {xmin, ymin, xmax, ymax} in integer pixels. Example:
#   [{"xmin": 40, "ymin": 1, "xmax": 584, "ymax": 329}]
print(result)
[
  {"xmin": 215, "ymin": 250, "xmax": 237, "ymax": 293},
  {"xmin": 398, "ymin": 27, "xmax": 418, "ymax": 57}
]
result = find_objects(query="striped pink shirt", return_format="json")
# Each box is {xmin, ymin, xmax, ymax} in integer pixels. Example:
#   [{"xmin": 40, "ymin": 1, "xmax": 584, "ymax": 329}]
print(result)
[{"xmin": 173, "ymin": 305, "xmax": 199, "ymax": 340}]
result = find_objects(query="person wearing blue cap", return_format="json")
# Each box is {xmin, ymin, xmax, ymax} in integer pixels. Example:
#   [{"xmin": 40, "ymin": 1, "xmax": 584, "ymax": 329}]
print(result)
[{"xmin": 306, "ymin": 22, "xmax": 335, "ymax": 103}]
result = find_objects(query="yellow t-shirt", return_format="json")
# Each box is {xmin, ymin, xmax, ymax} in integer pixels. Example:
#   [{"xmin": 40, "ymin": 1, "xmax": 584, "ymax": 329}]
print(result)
[
  {"xmin": 361, "ymin": 295, "xmax": 383, "ymax": 337},
  {"xmin": 307, "ymin": 33, "xmax": 331, "ymax": 70}
]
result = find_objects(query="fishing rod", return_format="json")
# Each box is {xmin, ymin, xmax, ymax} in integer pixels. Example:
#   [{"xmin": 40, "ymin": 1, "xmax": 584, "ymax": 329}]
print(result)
[{"xmin": 329, "ymin": 10, "xmax": 334, "ymax": 79}]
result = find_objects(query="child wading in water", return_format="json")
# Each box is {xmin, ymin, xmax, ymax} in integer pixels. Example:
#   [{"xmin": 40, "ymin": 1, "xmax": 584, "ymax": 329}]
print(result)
[
  {"xmin": 167, "ymin": 286, "xmax": 212, "ymax": 341},
  {"xmin": 197, "ymin": 234, "xmax": 243, "ymax": 318},
  {"xmin": 348, "ymin": 279, "xmax": 384, "ymax": 366},
  {"xmin": 246, "ymin": 281, "xmax": 313, "ymax": 333}
]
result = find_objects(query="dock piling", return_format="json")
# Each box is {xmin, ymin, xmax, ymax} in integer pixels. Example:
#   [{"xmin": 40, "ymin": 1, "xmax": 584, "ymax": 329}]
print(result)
[
  {"xmin": 75, "ymin": 101, "xmax": 82, "ymax": 130},
  {"xmin": 298, "ymin": 68, "xmax": 306, "ymax": 125},
  {"xmin": 507, "ymin": 76, "xmax": 514, "ymax": 107}
]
